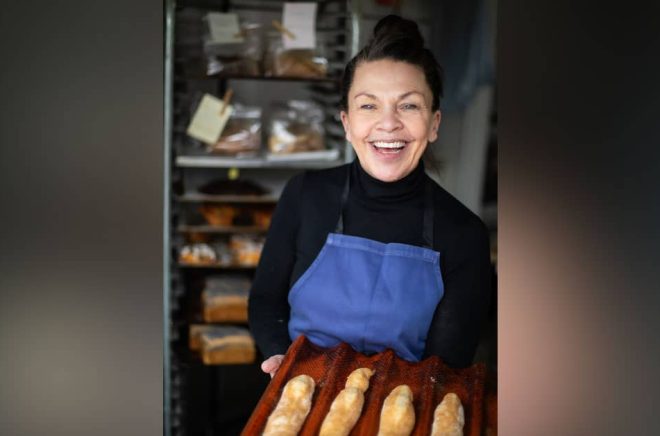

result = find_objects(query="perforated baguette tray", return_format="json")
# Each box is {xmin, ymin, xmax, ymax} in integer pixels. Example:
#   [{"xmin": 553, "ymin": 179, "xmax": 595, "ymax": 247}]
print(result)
[{"xmin": 241, "ymin": 335, "xmax": 486, "ymax": 435}]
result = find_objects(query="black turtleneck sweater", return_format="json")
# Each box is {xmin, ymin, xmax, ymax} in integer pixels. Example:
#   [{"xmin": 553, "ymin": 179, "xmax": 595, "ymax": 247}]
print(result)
[{"xmin": 248, "ymin": 159, "xmax": 492, "ymax": 368}]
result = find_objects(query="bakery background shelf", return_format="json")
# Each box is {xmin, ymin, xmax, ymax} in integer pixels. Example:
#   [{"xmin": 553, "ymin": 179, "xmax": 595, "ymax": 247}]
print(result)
[
  {"xmin": 176, "ymin": 193, "xmax": 279, "ymax": 204},
  {"xmin": 177, "ymin": 224, "xmax": 268, "ymax": 234},
  {"xmin": 175, "ymin": 152, "xmax": 342, "ymax": 169},
  {"xmin": 179, "ymin": 74, "xmax": 340, "ymax": 84},
  {"xmin": 177, "ymin": 262, "xmax": 258, "ymax": 270},
  {"xmin": 166, "ymin": 1, "xmax": 355, "ymax": 434}
]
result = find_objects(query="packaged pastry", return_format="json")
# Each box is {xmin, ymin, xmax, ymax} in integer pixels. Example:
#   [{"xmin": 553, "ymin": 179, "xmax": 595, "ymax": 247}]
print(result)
[
  {"xmin": 201, "ymin": 275, "xmax": 251, "ymax": 323},
  {"xmin": 210, "ymin": 241, "xmax": 233, "ymax": 266},
  {"xmin": 199, "ymin": 204, "xmax": 238, "ymax": 226},
  {"xmin": 204, "ymin": 21, "xmax": 263, "ymax": 76},
  {"xmin": 267, "ymin": 100, "xmax": 325, "ymax": 154},
  {"xmin": 229, "ymin": 234, "xmax": 264, "ymax": 266},
  {"xmin": 179, "ymin": 243, "xmax": 216, "ymax": 265},
  {"xmin": 207, "ymin": 104, "xmax": 261, "ymax": 156},
  {"xmin": 200, "ymin": 326, "xmax": 256, "ymax": 365},
  {"xmin": 264, "ymin": 31, "xmax": 328, "ymax": 78}
]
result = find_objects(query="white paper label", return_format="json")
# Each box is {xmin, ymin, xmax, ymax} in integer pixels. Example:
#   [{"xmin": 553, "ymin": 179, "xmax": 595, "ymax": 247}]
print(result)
[
  {"xmin": 282, "ymin": 2, "xmax": 317, "ymax": 50},
  {"xmin": 186, "ymin": 94, "xmax": 234, "ymax": 145},
  {"xmin": 206, "ymin": 12, "xmax": 244, "ymax": 44}
]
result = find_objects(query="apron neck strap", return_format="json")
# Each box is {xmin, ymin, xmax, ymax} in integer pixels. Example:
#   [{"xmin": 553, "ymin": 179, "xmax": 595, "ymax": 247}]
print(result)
[
  {"xmin": 334, "ymin": 167, "xmax": 435, "ymax": 248},
  {"xmin": 334, "ymin": 169, "xmax": 351, "ymax": 234}
]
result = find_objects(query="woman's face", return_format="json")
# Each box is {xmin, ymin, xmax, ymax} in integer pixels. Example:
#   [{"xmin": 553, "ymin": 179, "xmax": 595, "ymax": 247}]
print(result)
[{"xmin": 341, "ymin": 59, "xmax": 441, "ymax": 182}]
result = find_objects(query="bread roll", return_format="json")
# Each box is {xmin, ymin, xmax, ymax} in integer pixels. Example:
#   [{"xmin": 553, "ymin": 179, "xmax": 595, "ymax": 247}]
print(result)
[
  {"xmin": 319, "ymin": 368, "xmax": 374, "ymax": 436},
  {"xmin": 431, "ymin": 393, "xmax": 464, "ymax": 436},
  {"xmin": 377, "ymin": 385, "xmax": 415, "ymax": 436},
  {"xmin": 263, "ymin": 374, "xmax": 315, "ymax": 436},
  {"xmin": 345, "ymin": 367, "xmax": 375, "ymax": 392}
]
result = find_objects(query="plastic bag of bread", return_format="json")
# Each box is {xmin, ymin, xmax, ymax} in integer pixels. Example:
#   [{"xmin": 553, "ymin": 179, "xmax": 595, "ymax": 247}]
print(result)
[
  {"xmin": 263, "ymin": 30, "xmax": 328, "ymax": 78},
  {"xmin": 200, "ymin": 326, "xmax": 256, "ymax": 365},
  {"xmin": 201, "ymin": 275, "xmax": 251, "ymax": 323},
  {"xmin": 179, "ymin": 243, "xmax": 216, "ymax": 265},
  {"xmin": 267, "ymin": 100, "xmax": 325, "ymax": 154},
  {"xmin": 204, "ymin": 21, "xmax": 263, "ymax": 76},
  {"xmin": 229, "ymin": 234, "xmax": 264, "ymax": 266},
  {"xmin": 207, "ymin": 104, "xmax": 261, "ymax": 156}
]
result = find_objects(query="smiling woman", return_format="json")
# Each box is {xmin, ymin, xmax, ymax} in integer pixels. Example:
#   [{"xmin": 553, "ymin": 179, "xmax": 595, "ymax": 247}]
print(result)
[
  {"xmin": 249, "ymin": 15, "xmax": 492, "ymax": 375},
  {"xmin": 341, "ymin": 59, "xmax": 441, "ymax": 182}
]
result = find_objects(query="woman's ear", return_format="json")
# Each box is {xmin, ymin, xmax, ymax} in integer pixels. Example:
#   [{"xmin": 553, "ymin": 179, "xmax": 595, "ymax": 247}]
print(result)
[
  {"xmin": 428, "ymin": 110, "xmax": 442, "ymax": 143},
  {"xmin": 340, "ymin": 110, "xmax": 351, "ymax": 142}
]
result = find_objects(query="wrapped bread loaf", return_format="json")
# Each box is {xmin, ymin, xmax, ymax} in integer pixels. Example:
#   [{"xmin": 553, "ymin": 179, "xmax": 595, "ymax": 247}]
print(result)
[
  {"xmin": 377, "ymin": 385, "xmax": 415, "ymax": 436},
  {"xmin": 200, "ymin": 326, "xmax": 255, "ymax": 365},
  {"xmin": 431, "ymin": 393, "xmax": 464, "ymax": 436},
  {"xmin": 188, "ymin": 324, "xmax": 215, "ymax": 351},
  {"xmin": 263, "ymin": 374, "xmax": 315, "ymax": 436},
  {"xmin": 201, "ymin": 275, "xmax": 251, "ymax": 323},
  {"xmin": 319, "ymin": 368, "xmax": 374, "ymax": 436}
]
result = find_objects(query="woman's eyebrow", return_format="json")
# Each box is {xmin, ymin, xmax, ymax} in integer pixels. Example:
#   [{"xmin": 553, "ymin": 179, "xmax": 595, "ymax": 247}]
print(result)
[
  {"xmin": 353, "ymin": 91, "xmax": 425, "ymax": 100},
  {"xmin": 398, "ymin": 91, "xmax": 424, "ymax": 99},
  {"xmin": 353, "ymin": 92, "xmax": 377, "ymax": 100}
]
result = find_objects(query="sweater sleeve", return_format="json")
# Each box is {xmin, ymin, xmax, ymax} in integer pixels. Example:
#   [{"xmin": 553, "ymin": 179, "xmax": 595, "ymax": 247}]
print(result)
[
  {"xmin": 248, "ymin": 173, "xmax": 304, "ymax": 359},
  {"xmin": 424, "ymin": 216, "xmax": 492, "ymax": 368}
]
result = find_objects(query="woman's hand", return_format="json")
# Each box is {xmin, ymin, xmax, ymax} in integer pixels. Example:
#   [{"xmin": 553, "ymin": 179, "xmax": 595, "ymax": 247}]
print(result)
[{"xmin": 261, "ymin": 354, "xmax": 285, "ymax": 378}]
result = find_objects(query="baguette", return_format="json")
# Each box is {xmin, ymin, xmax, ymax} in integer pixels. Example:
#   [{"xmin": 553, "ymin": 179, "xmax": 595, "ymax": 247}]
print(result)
[{"xmin": 263, "ymin": 374, "xmax": 315, "ymax": 436}]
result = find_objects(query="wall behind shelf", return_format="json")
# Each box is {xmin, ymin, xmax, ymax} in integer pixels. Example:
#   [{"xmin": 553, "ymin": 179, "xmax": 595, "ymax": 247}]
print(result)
[{"xmin": 0, "ymin": 1, "xmax": 163, "ymax": 435}]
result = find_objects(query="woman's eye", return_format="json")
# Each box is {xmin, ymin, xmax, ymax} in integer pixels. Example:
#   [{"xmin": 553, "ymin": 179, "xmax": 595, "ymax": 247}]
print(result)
[
  {"xmin": 360, "ymin": 104, "xmax": 376, "ymax": 110},
  {"xmin": 401, "ymin": 103, "xmax": 420, "ymax": 110}
]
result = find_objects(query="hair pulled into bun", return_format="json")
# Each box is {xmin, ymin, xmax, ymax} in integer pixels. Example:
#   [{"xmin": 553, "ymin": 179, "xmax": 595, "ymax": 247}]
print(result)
[
  {"xmin": 372, "ymin": 14, "xmax": 424, "ymax": 50},
  {"xmin": 340, "ymin": 15, "xmax": 443, "ymax": 112}
]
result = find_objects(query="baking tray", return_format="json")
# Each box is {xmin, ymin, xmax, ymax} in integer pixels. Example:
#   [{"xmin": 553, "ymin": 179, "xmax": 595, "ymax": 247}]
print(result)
[{"xmin": 241, "ymin": 335, "xmax": 486, "ymax": 435}]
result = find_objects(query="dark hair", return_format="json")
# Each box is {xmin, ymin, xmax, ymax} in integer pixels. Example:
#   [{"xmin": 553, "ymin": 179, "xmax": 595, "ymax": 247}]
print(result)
[{"xmin": 340, "ymin": 15, "xmax": 444, "ymax": 112}]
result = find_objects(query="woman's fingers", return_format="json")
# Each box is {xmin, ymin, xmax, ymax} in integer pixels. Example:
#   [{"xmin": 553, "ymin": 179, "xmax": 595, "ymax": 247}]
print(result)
[{"xmin": 261, "ymin": 354, "xmax": 285, "ymax": 378}]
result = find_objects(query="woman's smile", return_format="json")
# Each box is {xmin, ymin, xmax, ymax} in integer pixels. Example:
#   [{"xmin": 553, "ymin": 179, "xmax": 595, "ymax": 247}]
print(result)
[{"xmin": 370, "ymin": 139, "xmax": 410, "ymax": 154}]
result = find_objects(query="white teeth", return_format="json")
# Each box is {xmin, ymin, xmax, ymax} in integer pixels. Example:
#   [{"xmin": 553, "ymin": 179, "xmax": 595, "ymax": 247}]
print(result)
[{"xmin": 372, "ymin": 141, "xmax": 406, "ymax": 149}]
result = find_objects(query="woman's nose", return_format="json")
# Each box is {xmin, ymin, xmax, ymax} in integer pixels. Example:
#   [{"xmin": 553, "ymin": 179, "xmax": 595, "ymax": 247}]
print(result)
[{"xmin": 376, "ymin": 107, "xmax": 403, "ymax": 131}]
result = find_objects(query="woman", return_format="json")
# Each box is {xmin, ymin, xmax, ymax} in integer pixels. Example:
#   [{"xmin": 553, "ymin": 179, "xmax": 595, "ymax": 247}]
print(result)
[{"xmin": 248, "ymin": 15, "xmax": 491, "ymax": 377}]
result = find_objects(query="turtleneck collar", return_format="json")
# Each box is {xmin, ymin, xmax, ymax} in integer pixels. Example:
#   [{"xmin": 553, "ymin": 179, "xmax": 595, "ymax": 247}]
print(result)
[{"xmin": 351, "ymin": 158, "xmax": 426, "ymax": 202}]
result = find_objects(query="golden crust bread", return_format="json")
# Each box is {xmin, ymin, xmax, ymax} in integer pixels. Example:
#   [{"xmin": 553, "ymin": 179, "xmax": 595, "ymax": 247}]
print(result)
[
  {"xmin": 318, "ymin": 387, "xmax": 364, "ymax": 436},
  {"xmin": 319, "ymin": 368, "xmax": 375, "ymax": 436},
  {"xmin": 263, "ymin": 374, "xmax": 315, "ymax": 436},
  {"xmin": 377, "ymin": 385, "xmax": 415, "ymax": 436},
  {"xmin": 345, "ymin": 367, "xmax": 375, "ymax": 392},
  {"xmin": 430, "ymin": 393, "xmax": 465, "ymax": 436}
]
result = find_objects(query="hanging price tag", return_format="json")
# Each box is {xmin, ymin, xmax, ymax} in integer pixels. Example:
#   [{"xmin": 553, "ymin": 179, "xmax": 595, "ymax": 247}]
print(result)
[
  {"xmin": 205, "ymin": 12, "xmax": 244, "ymax": 44},
  {"xmin": 186, "ymin": 92, "xmax": 234, "ymax": 145},
  {"xmin": 282, "ymin": 2, "xmax": 317, "ymax": 50}
]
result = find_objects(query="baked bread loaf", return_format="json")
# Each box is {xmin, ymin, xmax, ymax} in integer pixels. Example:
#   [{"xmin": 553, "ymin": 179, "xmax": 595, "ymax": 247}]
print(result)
[
  {"xmin": 345, "ymin": 367, "xmax": 375, "ymax": 391},
  {"xmin": 201, "ymin": 276, "xmax": 251, "ymax": 323},
  {"xmin": 189, "ymin": 324, "xmax": 215, "ymax": 351},
  {"xmin": 263, "ymin": 374, "xmax": 315, "ymax": 436},
  {"xmin": 430, "ymin": 393, "xmax": 464, "ymax": 436},
  {"xmin": 200, "ymin": 326, "xmax": 255, "ymax": 365},
  {"xmin": 377, "ymin": 385, "xmax": 415, "ymax": 436},
  {"xmin": 319, "ymin": 368, "xmax": 374, "ymax": 436}
]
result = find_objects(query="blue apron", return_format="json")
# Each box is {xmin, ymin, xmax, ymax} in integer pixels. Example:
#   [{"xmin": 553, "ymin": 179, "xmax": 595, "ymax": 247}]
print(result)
[{"xmin": 288, "ymin": 170, "xmax": 445, "ymax": 361}]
